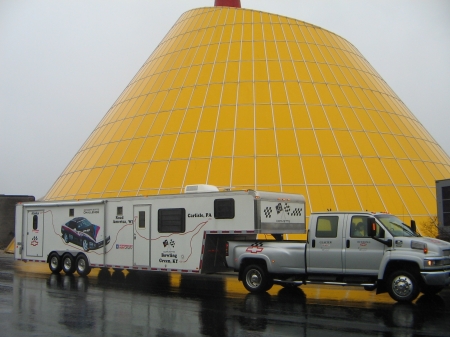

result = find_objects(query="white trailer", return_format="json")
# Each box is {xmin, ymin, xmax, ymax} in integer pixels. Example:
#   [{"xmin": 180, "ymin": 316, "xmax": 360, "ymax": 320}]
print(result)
[{"xmin": 15, "ymin": 186, "xmax": 305, "ymax": 277}]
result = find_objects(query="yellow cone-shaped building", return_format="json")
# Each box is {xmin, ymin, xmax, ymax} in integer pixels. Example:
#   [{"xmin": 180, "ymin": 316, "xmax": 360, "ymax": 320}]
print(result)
[{"xmin": 44, "ymin": 6, "xmax": 450, "ymax": 232}]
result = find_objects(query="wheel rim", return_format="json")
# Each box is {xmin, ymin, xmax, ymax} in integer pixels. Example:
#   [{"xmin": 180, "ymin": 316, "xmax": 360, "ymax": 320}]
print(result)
[
  {"xmin": 50, "ymin": 256, "xmax": 59, "ymax": 270},
  {"xmin": 392, "ymin": 275, "xmax": 413, "ymax": 298},
  {"xmin": 246, "ymin": 269, "xmax": 262, "ymax": 289},
  {"xmin": 78, "ymin": 258, "xmax": 86, "ymax": 273},
  {"xmin": 64, "ymin": 257, "xmax": 72, "ymax": 271}
]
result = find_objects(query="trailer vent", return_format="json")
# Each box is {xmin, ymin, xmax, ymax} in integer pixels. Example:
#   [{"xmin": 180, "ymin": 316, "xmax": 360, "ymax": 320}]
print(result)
[{"xmin": 184, "ymin": 184, "xmax": 219, "ymax": 193}]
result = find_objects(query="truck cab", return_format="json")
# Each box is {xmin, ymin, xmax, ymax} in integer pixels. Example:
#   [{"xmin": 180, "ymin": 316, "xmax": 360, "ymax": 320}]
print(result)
[{"xmin": 226, "ymin": 211, "xmax": 450, "ymax": 302}]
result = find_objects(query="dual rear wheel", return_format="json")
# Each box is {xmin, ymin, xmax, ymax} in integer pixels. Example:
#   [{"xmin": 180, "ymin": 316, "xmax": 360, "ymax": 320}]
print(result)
[
  {"xmin": 48, "ymin": 253, "xmax": 91, "ymax": 276},
  {"xmin": 242, "ymin": 264, "xmax": 273, "ymax": 293}
]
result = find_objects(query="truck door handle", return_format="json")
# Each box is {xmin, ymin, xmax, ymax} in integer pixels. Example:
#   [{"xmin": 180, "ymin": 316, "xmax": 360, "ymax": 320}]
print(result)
[
  {"xmin": 312, "ymin": 239, "xmax": 315, "ymax": 248},
  {"xmin": 346, "ymin": 240, "xmax": 350, "ymax": 248}
]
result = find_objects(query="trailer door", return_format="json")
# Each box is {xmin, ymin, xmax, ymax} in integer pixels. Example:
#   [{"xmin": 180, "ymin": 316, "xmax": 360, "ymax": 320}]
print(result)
[
  {"xmin": 26, "ymin": 210, "xmax": 44, "ymax": 257},
  {"xmin": 133, "ymin": 205, "xmax": 151, "ymax": 266}
]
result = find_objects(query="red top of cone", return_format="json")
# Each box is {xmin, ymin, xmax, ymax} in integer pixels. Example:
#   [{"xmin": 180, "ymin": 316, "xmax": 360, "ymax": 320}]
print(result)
[{"xmin": 214, "ymin": 0, "xmax": 241, "ymax": 8}]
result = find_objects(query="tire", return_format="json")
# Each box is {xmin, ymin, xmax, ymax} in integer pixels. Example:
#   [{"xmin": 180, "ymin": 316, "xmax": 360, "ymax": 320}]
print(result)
[
  {"xmin": 76, "ymin": 254, "xmax": 91, "ymax": 277},
  {"xmin": 265, "ymin": 277, "xmax": 274, "ymax": 292},
  {"xmin": 242, "ymin": 264, "xmax": 270, "ymax": 293},
  {"xmin": 387, "ymin": 270, "xmax": 420, "ymax": 302},
  {"xmin": 82, "ymin": 239, "xmax": 89, "ymax": 252},
  {"xmin": 421, "ymin": 285, "xmax": 444, "ymax": 296},
  {"xmin": 63, "ymin": 233, "xmax": 69, "ymax": 243},
  {"xmin": 62, "ymin": 254, "xmax": 76, "ymax": 275},
  {"xmin": 48, "ymin": 253, "xmax": 62, "ymax": 274}
]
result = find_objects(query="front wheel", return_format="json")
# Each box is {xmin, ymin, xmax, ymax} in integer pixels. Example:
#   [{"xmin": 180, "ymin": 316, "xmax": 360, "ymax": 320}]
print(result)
[
  {"xmin": 76, "ymin": 255, "xmax": 91, "ymax": 276},
  {"xmin": 387, "ymin": 270, "xmax": 420, "ymax": 302},
  {"xmin": 242, "ymin": 264, "xmax": 271, "ymax": 293}
]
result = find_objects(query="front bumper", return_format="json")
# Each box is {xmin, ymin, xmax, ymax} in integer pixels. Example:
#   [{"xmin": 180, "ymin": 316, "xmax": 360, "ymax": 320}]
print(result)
[{"xmin": 420, "ymin": 270, "xmax": 450, "ymax": 286}]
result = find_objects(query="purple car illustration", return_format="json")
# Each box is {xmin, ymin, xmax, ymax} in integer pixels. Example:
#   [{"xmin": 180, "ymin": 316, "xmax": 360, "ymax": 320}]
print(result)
[{"xmin": 61, "ymin": 217, "xmax": 110, "ymax": 251}]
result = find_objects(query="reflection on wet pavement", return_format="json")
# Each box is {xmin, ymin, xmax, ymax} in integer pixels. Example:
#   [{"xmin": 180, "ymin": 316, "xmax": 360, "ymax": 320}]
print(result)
[{"xmin": 2, "ymin": 258, "xmax": 450, "ymax": 336}]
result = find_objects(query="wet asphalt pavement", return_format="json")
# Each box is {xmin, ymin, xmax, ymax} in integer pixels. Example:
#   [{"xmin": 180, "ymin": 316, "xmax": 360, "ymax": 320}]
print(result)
[{"xmin": 1, "ymin": 252, "xmax": 450, "ymax": 336}]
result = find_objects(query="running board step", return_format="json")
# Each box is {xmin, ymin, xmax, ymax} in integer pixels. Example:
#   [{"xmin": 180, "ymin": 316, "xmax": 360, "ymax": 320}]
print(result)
[{"xmin": 273, "ymin": 279, "xmax": 377, "ymax": 289}]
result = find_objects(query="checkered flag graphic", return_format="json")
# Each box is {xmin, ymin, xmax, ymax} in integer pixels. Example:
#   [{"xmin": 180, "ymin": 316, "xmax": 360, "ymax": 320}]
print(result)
[
  {"xmin": 264, "ymin": 207, "xmax": 272, "ymax": 218},
  {"xmin": 276, "ymin": 203, "xmax": 283, "ymax": 214},
  {"xmin": 284, "ymin": 203, "xmax": 291, "ymax": 214},
  {"xmin": 291, "ymin": 208, "xmax": 302, "ymax": 217}
]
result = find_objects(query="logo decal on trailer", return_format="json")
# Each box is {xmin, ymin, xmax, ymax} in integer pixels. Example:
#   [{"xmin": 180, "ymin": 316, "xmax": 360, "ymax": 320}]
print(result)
[
  {"xmin": 163, "ymin": 239, "xmax": 175, "ymax": 248},
  {"xmin": 31, "ymin": 236, "xmax": 39, "ymax": 246}
]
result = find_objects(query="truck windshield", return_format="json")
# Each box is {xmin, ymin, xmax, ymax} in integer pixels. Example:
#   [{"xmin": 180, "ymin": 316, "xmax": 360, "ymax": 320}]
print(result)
[{"xmin": 374, "ymin": 214, "xmax": 419, "ymax": 237}]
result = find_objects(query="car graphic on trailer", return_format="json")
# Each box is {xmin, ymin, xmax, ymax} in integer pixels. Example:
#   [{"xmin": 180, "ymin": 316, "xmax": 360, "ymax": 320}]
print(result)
[{"xmin": 61, "ymin": 217, "xmax": 110, "ymax": 251}]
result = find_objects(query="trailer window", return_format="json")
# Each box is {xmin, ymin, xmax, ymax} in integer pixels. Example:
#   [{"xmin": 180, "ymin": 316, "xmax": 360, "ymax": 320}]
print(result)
[
  {"xmin": 214, "ymin": 198, "xmax": 235, "ymax": 219},
  {"xmin": 32, "ymin": 215, "xmax": 38, "ymax": 230},
  {"xmin": 69, "ymin": 209, "xmax": 74, "ymax": 217},
  {"xmin": 117, "ymin": 207, "xmax": 123, "ymax": 216},
  {"xmin": 138, "ymin": 211, "xmax": 146, "ymax": 228},
  {"xmin": 158, "ymin": 208, "xmax": 185, "ymax": 233},
  {"xmin": 316, "ymin": 216, "xmax": 338, "ymax": 238}
]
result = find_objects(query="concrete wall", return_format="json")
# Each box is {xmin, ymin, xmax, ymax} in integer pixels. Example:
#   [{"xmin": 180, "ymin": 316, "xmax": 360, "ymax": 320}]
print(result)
[{"xmin": 0, "ymin": 195, "xmax": 35, "ymax": 249}]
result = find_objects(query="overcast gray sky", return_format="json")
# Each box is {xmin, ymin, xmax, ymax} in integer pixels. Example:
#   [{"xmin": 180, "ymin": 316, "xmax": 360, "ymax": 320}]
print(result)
[{"xmin": 1, "ymin": 0, "xmax": 449, "ymax": 199}]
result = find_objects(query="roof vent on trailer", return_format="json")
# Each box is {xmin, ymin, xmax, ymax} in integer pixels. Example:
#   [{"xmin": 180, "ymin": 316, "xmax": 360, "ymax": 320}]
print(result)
[{"xmin": 184, "ymin": 184, "xmax": 219, "ymax": 193}]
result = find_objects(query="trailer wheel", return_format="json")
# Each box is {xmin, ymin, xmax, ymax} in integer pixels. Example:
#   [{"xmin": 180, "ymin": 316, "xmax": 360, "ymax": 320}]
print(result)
[
  {"xmin": 62, "ymin": 254, "xmax": 76, "ymax": 275},
  {"xmin": 48, "ymin": 253, "xmax": 62, "ymax": 274},
  {"xmin": 243, "ymin": 264, "xmax": 270, "ymax": 293},
  {"xmin": 82, "ymin": 239, "xmax": 89, "ymax": 252},
  {"xmin": 387, "ymin": 270, "xmax": 420, "ymax": 302},
  {"xmin": 76, "ymin": 255, "xmax": 91, "ymax": 277}
]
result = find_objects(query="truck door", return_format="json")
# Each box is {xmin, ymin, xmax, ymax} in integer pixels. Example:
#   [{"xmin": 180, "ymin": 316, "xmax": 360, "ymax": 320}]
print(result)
[
  {"xmin": 308, "ymin": 215, "xmax": 343, "ymax": 274},
  {"xmin": 344, "ymin": 215, "xmax": 386, "ymax": 275},
  {"xmin": 133, "ymin": 205, "xmax": 151, "ymax": 266},
  {"xmin": 26, "ymin": 210, "xmax": 44, "ymax": 257}
]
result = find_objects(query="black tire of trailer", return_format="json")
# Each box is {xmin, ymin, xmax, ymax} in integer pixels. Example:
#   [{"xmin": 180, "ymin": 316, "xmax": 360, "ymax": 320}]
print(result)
[
  {"xmin": 242, "ymin": 264, "xmax": 273, "ymax": 293},
  {"xmin": 76, "ymin": 254, "xmax": 91, "ymax": 277},
  {"xmin": 62, "ymin": 254, "xmax": 76, "ymax": 275},
  {"xmin": 387, "ymin": 269, "xmax": 420, "ymax": 302},
  {"xmin": 48, "ymin": 252, "xmax": 62, "ymax": 274}
]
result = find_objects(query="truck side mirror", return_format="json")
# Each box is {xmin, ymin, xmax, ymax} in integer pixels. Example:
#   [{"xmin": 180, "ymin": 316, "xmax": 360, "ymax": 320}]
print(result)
[
  {"xmin": 410, "ymin": 220, "xmax": 417, "ymax": 233},
  {"xmin": 367, "ymin": 217, "xmax": 377, "ymax": 237}
]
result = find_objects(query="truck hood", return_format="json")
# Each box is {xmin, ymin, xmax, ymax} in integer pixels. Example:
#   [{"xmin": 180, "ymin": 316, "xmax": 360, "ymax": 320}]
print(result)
[{"xmin": 404, "ymin": 237, "xmax": 450, "ymax": 256}]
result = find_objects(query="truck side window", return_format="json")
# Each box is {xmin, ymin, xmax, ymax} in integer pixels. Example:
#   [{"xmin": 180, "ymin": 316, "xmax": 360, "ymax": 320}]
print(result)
[
  {"xmin": 350, "ymin": 216, "xmax": 384, "ymax": 238},
  {"xmin": 158, "ymin": 208, "xmax": 186, "ymax": 233},
  {"xmin": 316, "ymin": 216, "xmax": 338, "ymax": 238},
  {"xmin": 214, "ymin": 199, "xmax": 235, "ymax": 219},
  {"xmin": 351, "ymin": 216, "xmax": 368, "ymax": 237}
]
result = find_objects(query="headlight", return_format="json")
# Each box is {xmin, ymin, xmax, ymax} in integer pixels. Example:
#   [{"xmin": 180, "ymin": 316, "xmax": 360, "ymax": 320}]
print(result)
[{"xmin": 424, "ymin": 259, "xmax": 450, "ymax": 267}]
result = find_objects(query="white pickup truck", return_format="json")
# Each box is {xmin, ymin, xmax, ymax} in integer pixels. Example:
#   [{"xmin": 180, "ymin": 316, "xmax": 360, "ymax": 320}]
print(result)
[{"xmin": 226, "ymin": 212, "xmax": 450, "ymax": 302}]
